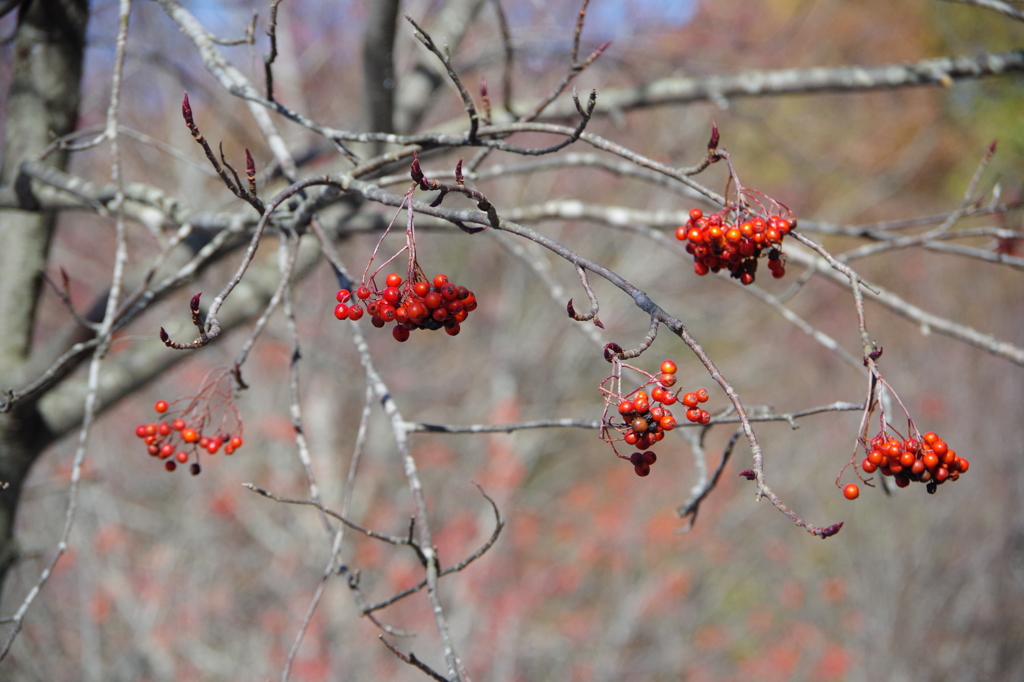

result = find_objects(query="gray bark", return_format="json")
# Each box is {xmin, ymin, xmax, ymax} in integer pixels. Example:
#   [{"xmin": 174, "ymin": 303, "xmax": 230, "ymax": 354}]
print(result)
[{"xmin": 0, "ymin": 0, "xmax": 89, "ymax": 603}]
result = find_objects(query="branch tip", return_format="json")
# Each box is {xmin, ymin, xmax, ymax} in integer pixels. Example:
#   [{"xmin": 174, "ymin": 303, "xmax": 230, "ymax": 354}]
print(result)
[
  {"xmin": 182, "ymin": 92, "xmax": 194, "ymax": 126},
  {"xmin": 818, "ymin": 521, "xmax": 844, "ymax": 539}
]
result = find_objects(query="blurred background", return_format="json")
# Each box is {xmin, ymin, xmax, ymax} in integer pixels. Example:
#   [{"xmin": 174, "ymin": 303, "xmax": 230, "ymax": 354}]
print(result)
[{"xmin": 1, "ymin": 0, "xmax": 1023, "ymax": 680}]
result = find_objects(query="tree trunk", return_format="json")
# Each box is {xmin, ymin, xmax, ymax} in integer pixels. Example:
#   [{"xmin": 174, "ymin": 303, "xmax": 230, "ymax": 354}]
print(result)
[{"xmin": 0, "ymin": 0, "xmax": 89, "ymax": 607}]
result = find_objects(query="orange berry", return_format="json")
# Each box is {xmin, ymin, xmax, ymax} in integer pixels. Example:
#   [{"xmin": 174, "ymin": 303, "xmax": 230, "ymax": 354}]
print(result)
[
  {"xmin": 182, "ymin": 428, "xmax": 199, "ymax": 443},
  {"xmin": 843, "ymin": 484, "xmax": 860, "ymax": 500}
]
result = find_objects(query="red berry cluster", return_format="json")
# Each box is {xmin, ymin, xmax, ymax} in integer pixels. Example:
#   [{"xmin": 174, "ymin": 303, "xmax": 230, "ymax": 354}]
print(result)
[
  {"xmin": 133, "ymin": 399, "xmax": 244, "ymax": 475},
  {"xmin": 334, "ymin": 273, "xmax": 478, "ymax": 341},
  {"xmin": 675, "ymin": 208, "xmax": 795, "ymax": 285},
  {"xmin": 860, "ymin": 430, "xmax": 968, "ymax": 494},
  {"xmin": 605, "ymin": 360, "xmax": 711, "ymax": 476}
]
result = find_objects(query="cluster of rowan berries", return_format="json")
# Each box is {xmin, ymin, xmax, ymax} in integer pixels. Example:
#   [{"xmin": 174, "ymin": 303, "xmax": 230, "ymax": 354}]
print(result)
[
  {"xmin": 675, "ymin": 208, "xmax": 795, "ymax": 285},
  {"xmin": 334, "ymin": 273, "xmax": 478, "ymax": 341},
  {"xmin": 133, "ymin": 399, "xmax": 244, "ymax": 475},
  {"xmin": 606, "ymin": 360, "xmax": 711, "ymax": 476},
  {"xmin": 854, "ymin": 429, "xmax": 969, "ymax": 496}
]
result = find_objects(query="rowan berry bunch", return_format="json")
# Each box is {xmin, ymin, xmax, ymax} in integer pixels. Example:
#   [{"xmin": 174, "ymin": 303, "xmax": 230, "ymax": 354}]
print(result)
[
  {"xmin": 858, "ymin": 428, "xmax": 969, "ymax": 495},
  {"xmin": 600, "ymin": 359, "xmax": 710, "ymax": 476},
  {"xmin": 332, "ymin": 162, "xmax": 481, "ymax": 341},
  {"xmin": 675, "ymin": 206, "xmax": 795, "ymax": 285},
  {"xmin": 334, "ymin": 271, "xmax": 478, "ymax": 341},
  {"xmin": 131, "ymin": 370, "xmax": 245, "ymax": 475}
]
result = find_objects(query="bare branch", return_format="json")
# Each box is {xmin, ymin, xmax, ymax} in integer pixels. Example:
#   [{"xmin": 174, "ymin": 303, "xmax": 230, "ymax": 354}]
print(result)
[
  {"xmin": 529, "ymin": 49, "xmax": 1024, "ymax": 119},
  {"xmin": 941, "ymin": 0, "xmax": 1024, "ymax": 23}
]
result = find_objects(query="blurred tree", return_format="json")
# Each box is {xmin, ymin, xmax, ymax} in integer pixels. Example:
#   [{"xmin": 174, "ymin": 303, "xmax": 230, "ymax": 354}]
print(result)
[{"xmin": 0, "ymin": 0, "xmax": 1022, "ymax": 679}]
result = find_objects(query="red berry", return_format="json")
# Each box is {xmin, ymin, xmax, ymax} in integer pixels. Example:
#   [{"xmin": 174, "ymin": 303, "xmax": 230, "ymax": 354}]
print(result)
[
  {"xmin": 173, "ymin": 419, "xmax": 186, "ymax": 431},
  {"xmin": 229, "ymin": 436, "xmax": 243, "ymax": 449},
  {"xmin": 634, "ymin": 464, "xmax": 651, "ymax": 477},
  {"xmin": 135, "ymin": 425, "xmax": 147, "ymax": 438},
  {"xmin": 334, "ymin": 303, "xmax": 350, "ymax": 320},
  {"xmin": 147, "ymin": 444, "xmax": 159, "ymax": 456},
  {"xmin": 644, "ymin": 451, "xmax": 657, "ymax": 465},
  {"xmin": 658, "ymin": 373, "xmax": 676, "ymax": 388},
  {"xmin": 165, "ymin": 461, "xmax": 177, "ymax": 472},
  {"xmin": 348, "ymin": 304, "xmax": 364, "ymax": 320},
  {"xmin": 843, "ymin": 484, "xmax": 859, "ymax": 500},
  {"xmin": 356, "ymin": 286, "xmax": 372, "ymax": 300},
  {"xmin": 618, "ymin": 401, "xmax": 635, "ymax": 416},
  {"xmin": 682, "ymin": 392, "xmax": 699, "ymax": 409},
  {"xmin": 336, "ymin": 289, "xmax": 351, "ymax": 303},
  {"xmin": 224, "ymin": 444, "xmax": 235, "ymax": 455},
  {"xmin": 440, "ymin": 283, "xmax": 458, "ymax": 300},
  {"xmin": 689, "ymin": 208, "xmax": 703, "ymax": 221},
  {"xmin": 413, "ymin": 281, "xmax": 430, "ymax": 297},
  {"xmin": 633, "ymin": 398, "xmax": 650, "ymax": 414},
  {"xmin": 144, "ymin": 424, "xmax": 157, "ymax": 437},
  {"xmin": 407, "ymin": 302, "xmax": 427, "ymax": 321},
  {"xmin": 922, "ymin": 431, "xmax": 939, "ymax": 445},
  {"xmin": 385, "ymin": 273, "xmax": 402, "ymax": 288},
  {"xmin": 175, "ymin": 451, "xmax": 189, "ymax": 464},
  {"xmin": 393, "ymin": 325, "xmax": 410, "ymax": 342},
  {"xmin": 154, "ymin": 400, "xmax": 168, "ymax": 414},
  {"xmin": 696, "ymin": 389, "xmax": 709, "ymax": 403},
  {"xmin": 433, "ymin": 274, "xmax": 449, "ymax": 288},
  {"xmin": 686, "ymin": 408, "xmax": 701, "ymax": 422},
  {"xmin": 861, "ymin": 458, "xmax": 878, "ymax": 473},
  {"xmin": 159, "ymin": 444, "xmax": 174, "ymax": 458},
  {"xmin": 182, "ymin": 428, "xmax": 199, "ymax": 443},
  {"xmin": 660, "ymin": 415, "xmax": 676, "ymax": 430},
  {"xmin": 157, "ymin": 422, "xmax": 171, "ymax": 436}
]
